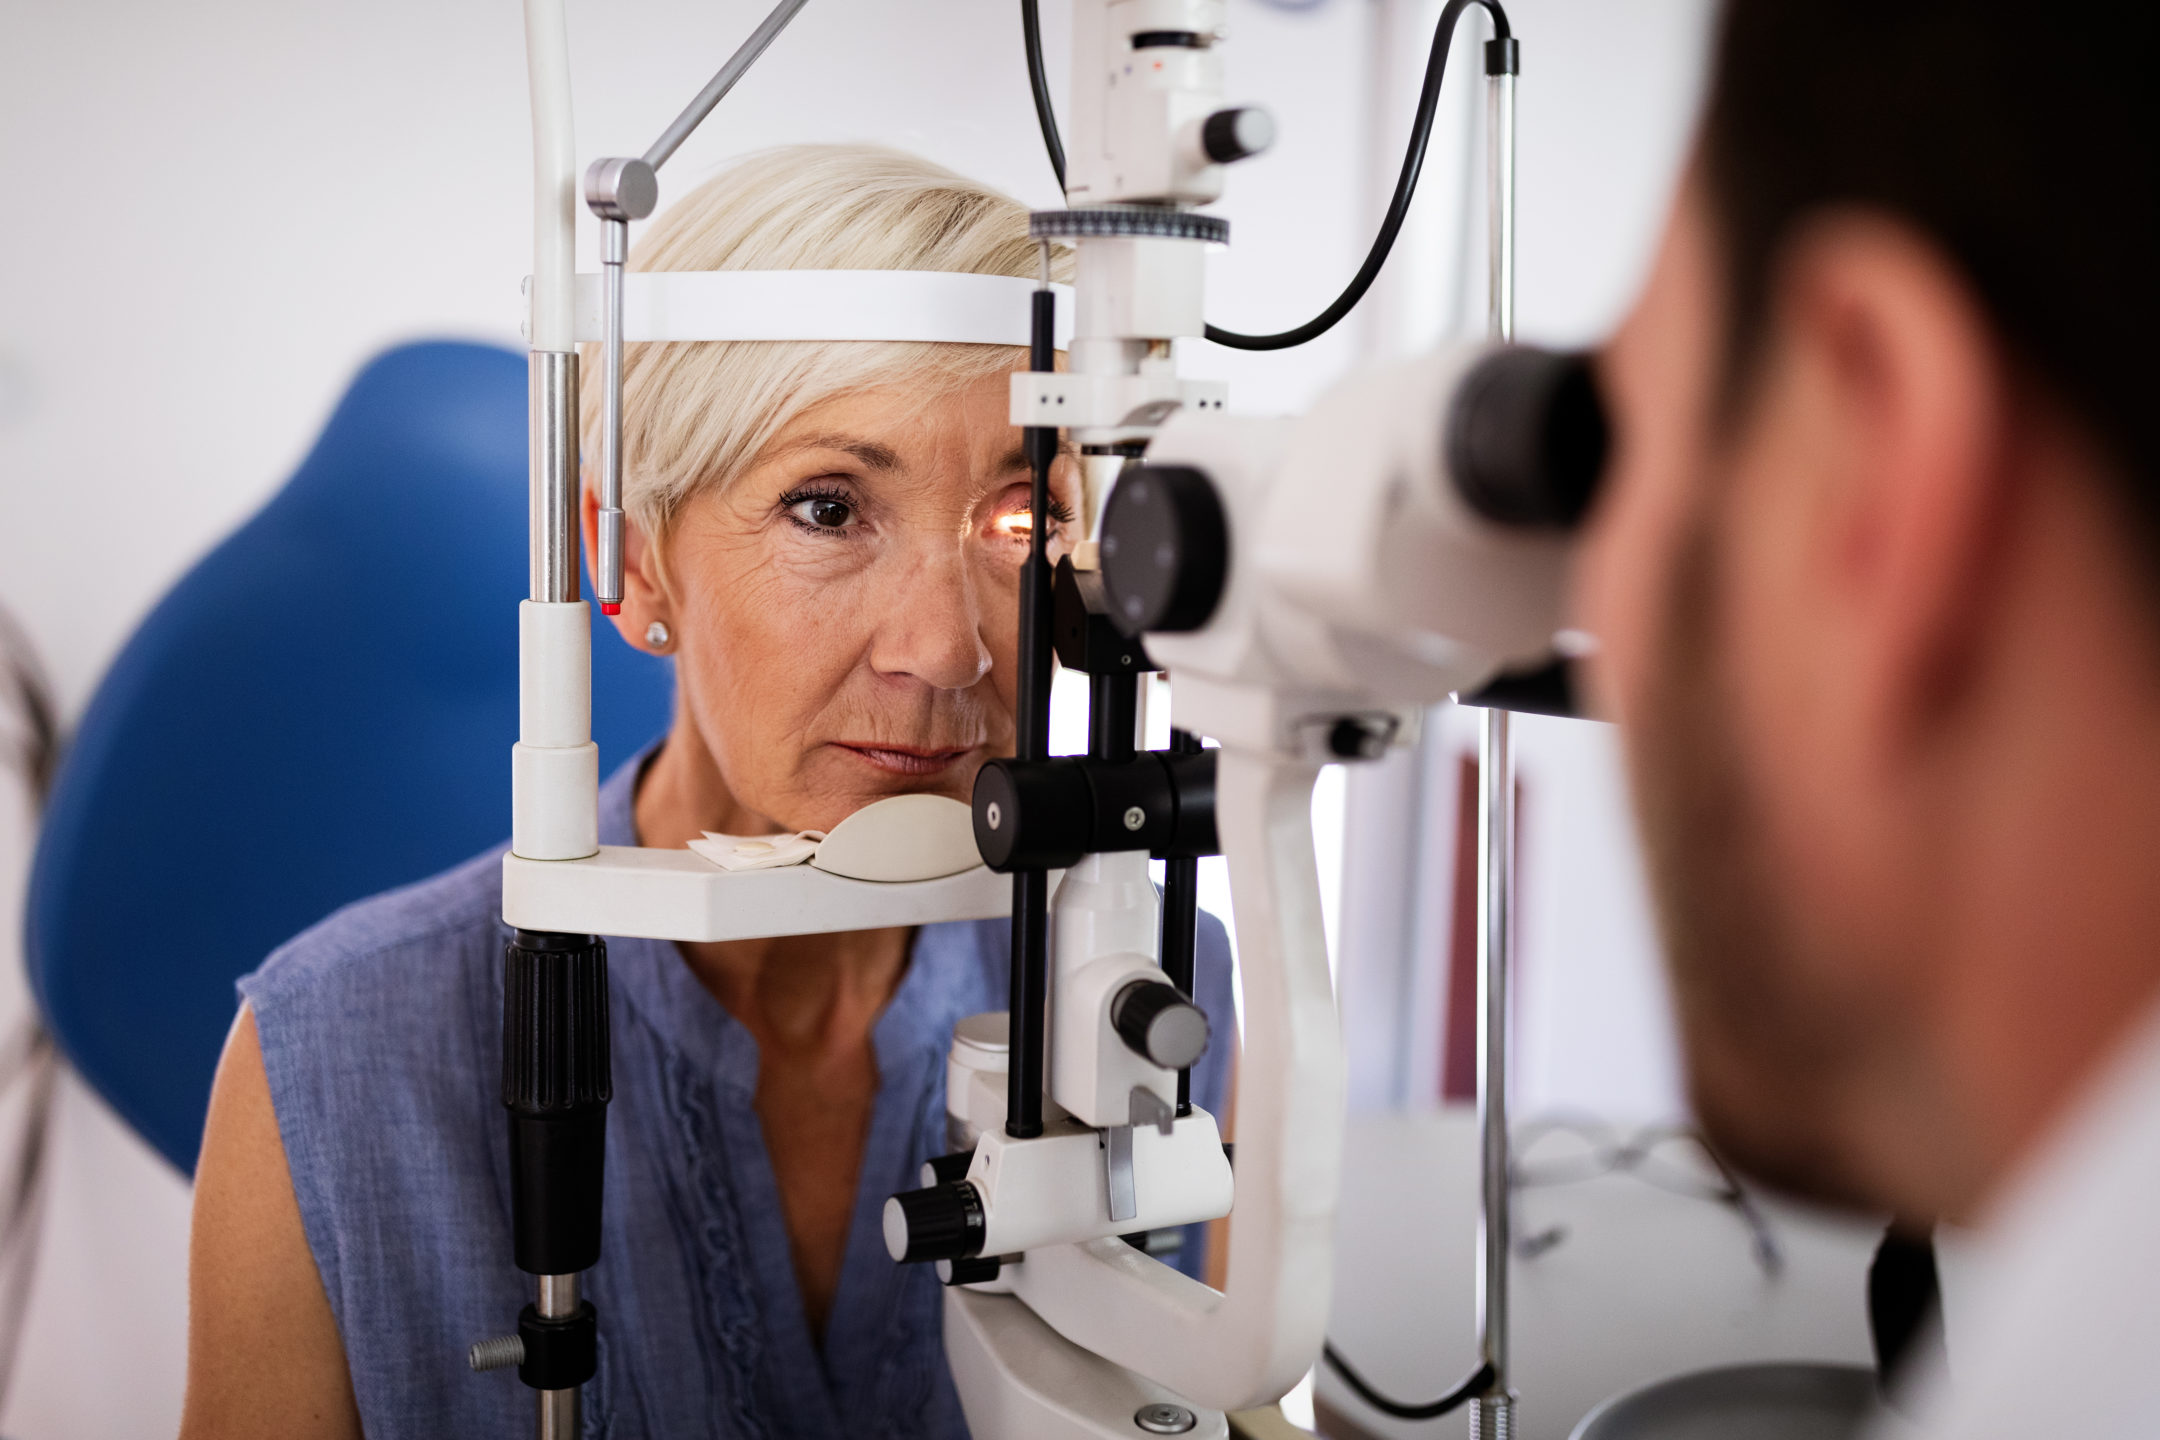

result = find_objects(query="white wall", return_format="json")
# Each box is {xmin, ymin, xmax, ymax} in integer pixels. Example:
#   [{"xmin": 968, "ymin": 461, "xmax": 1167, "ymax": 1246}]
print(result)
[
  {"xmin": 1333, "ymin": 0, "xmax": 1712, "ymax": 1120},
  {"xmin": 0, "ymin": 1, "xmax": 1712, "ymax": 1432}
]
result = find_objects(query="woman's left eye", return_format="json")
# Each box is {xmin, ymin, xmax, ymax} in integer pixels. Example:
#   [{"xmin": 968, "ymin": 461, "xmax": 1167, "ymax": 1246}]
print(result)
[
  {"xmin": 784, "ymin": 494, "xmax": 860, "ymax": 531},
  {"xmin": 991, "ymin": 498, "xmax": 1076, "ymax": 540}
]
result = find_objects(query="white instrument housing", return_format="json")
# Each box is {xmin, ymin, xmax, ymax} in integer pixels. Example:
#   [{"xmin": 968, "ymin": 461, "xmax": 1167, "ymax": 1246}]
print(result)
[
  {"xmin": 1050, "ymin": 851, "xmax": 1181, "ymax": 1128},
  {"xmin": 970, "ymin": 1108, "xmax": 1233, "ymax": 1257},
  {"xmin": 1067, "ymin": 0, "xmax": 1236, "ymax": 207},
  {"xmin": 1141, "ymin": 344, "xmax": 1574, "ymax": 751}
]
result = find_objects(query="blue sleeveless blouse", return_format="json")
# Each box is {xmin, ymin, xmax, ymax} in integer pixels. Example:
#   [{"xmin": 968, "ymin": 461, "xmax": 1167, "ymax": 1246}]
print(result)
[{"xmin": 240, "ymin": 750, "xmax": 1235, "ymax": 1440}]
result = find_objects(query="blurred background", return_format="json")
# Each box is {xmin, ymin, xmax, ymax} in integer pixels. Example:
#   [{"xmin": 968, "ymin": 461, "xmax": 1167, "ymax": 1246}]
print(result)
[{"xmin": 0, "ymin": 3, "xmax": 1833, "ymax": 1436}]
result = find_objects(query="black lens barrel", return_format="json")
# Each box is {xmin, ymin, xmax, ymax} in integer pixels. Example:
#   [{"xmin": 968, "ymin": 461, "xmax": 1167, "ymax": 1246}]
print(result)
[{"xmin": 1445, "ymin": 347, "xmax": 1608, "ymax": 531}]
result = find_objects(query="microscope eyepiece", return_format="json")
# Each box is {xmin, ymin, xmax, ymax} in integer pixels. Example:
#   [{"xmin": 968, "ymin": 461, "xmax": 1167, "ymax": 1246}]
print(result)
[{"xmin": 1445, "ymin": 347, "xmax": 1609, "ymax": 530}]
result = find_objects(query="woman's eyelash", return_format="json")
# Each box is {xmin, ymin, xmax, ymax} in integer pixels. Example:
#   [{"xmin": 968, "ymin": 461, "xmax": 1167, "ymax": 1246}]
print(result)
[
  {"xmin": 777, "ymin": 483, "xmax": 863, "ymax": 536},
  {"xmin": 775, "ymin": 485, "xmax": 1076, "ymax": 536},
  {"xmin": 779, "ymin": 483, "xmax": 853, "ymax": 507},
  {"xmin": 1007, "ymin": 498, "xmax": 1077, "ymax": 524}
]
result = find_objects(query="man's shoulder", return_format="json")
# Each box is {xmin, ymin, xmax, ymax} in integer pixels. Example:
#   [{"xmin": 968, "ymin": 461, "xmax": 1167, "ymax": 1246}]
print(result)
[{"xmin": 241, "ymin": 843, "xmax": 508, "ymax": 1018}]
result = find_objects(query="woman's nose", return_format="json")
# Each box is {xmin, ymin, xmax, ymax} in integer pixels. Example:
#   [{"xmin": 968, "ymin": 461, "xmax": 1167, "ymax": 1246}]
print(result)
[{"xmin": 868, "ymin": 550, "xmax": 993, "ymax": 691}]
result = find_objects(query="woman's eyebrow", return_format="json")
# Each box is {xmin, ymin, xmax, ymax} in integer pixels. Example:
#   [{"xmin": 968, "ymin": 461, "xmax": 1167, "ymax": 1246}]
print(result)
[
  {"xmin": 775, "ymin": 433, "xmax": 903, "ymax": 471},
  {"xmin": 995, "ymin": 440, "xmax": 1081, "ymax": 472}
]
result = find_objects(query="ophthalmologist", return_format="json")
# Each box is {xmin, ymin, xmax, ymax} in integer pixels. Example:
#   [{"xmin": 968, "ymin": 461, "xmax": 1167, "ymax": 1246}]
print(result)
[{"xmin": 1579, "ymin": 0, "xmax": 2160, "ymax": 1435}]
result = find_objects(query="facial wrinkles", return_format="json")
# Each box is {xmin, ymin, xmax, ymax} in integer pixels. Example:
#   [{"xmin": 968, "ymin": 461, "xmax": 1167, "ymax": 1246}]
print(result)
[{"xmin": 657, "ymin": 381, "xmax": 1058, "ymax": 830}]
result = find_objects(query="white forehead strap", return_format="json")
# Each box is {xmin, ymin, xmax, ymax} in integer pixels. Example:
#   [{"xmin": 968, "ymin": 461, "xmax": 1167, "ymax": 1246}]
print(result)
[{"xmin": 550, "ymin": 270, "xmax": 1075, "ymax": 347}]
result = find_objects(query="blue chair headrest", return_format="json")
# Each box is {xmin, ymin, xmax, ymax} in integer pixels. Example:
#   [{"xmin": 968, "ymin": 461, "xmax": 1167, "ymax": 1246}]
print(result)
[{"xmin": 26, "ymin": 341, "xmax": 671, "ymax": 1173}]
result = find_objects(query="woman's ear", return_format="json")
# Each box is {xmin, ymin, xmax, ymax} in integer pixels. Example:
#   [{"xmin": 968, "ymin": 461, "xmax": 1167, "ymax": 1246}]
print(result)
[{"xmin": 580, "ymin": 483, "xmax": 672, "ymax": 654}]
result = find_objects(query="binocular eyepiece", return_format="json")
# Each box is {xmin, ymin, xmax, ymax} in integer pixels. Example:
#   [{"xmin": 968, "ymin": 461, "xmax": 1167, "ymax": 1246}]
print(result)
[{"xmin": 1100, "ymin": 345, "xmax": 1609, "ymax": 640}]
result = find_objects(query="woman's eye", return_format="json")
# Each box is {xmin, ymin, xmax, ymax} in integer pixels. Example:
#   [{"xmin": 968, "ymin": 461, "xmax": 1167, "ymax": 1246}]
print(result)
[
  {"xmin": 786, "ymin": 495, "xmax": 858, "ymax": 531},
  {"xmin": 991, "ymin": 497, "xmax": 1075, "ymax": 541}
]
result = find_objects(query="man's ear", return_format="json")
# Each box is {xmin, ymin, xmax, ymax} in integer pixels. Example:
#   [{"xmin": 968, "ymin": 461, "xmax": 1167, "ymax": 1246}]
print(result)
[
  {"xmin": 579, "ymin": 483, "xmax": 671, "ymax": 654},
  {"xmin": 1773, "ymin": 214, "xmax": 2012, "ymax": 759}
]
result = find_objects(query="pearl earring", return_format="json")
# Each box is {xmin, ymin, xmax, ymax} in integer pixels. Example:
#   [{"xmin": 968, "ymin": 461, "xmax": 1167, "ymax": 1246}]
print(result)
[{"xmin": 645, "ymin": 620, "xmax": 671, "ymax": 649}]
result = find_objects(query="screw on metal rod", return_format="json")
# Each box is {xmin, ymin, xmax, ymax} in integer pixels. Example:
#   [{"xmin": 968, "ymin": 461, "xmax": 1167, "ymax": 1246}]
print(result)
[
  {"xmin": 1470, "ymin": 1392, "xmax": 1517, "ymax": 1440},
  {"xmin": 469, "ymin": 1335, "xmax": 526, "ymax": 1372}
]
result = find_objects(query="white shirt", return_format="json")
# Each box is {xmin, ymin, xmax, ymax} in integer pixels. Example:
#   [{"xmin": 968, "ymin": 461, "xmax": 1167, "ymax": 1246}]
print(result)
[{"xmin": 1887, "ymin": 1001, "xmax": 2160, "ymax": 1439}]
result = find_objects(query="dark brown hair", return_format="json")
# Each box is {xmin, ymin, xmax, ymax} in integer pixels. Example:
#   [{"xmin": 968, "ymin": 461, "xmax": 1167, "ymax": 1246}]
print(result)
[{"xmin": 1701, "ymin": 0, "xmax": 2159, "ymax": 541}]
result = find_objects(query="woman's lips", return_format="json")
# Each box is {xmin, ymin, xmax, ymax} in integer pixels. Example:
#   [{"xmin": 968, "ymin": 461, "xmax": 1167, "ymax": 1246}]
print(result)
[{"xmin": 831, "ymin": 743, "xmax": 976, "ymax": 777}]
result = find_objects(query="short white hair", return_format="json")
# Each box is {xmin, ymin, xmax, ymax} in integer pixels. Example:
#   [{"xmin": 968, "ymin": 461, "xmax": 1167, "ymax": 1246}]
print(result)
[{"xmin": 582, "ymin": 144, "xmax": 1071, "ymax": 555}]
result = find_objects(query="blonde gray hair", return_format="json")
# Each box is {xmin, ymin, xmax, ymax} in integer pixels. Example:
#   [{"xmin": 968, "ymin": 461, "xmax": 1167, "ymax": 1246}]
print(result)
[{"xmin": 582, "ymin": 144, "xmax": 1070, "ymax": 559}]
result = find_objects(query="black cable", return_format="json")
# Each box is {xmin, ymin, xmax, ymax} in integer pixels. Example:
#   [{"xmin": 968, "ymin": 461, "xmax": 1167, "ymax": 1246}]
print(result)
[
  {"xmin": 1323, "ymin": 1345, "xmax": 1494, "ymax": 1421},
  {"xmin": 1207, "ymin": 0, "xmax": 1510, "ymax": 351},
  {"xmin": 1020, "ymin": 0, "xmax": 1066, "ymax": 191},
  {"xmin": 1019, "ymin": 0, "xmax": 1511, "ymax": 352}
]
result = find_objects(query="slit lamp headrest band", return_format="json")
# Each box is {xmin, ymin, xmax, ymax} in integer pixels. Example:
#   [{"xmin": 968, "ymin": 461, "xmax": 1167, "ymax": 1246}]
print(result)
[{"xmin": 525, "ymin": 270, "xmax": 1076, "ymax": 347}]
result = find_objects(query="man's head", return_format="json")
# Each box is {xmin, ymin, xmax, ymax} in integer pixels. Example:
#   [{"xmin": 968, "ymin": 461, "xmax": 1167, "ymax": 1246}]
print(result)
[{"xmin": 1579, "ymin": 0, "xmax": 2160, "ymax": 1220}]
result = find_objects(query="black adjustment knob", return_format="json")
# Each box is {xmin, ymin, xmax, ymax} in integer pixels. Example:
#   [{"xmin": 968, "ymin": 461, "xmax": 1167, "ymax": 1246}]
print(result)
[
  {"xmin": 502, "ymin": 929, "xmax": 611, "ymax": 1277},
  {"xmin": 883, "ymin": 1181, "xmax": 986, "ymax": 1264},
  {"xmin": 1100, "ymin": 465, "xmax": 1229, "ymax": 637},
  {"xmin": 1445, "ymin": 347, "xmax": 1609, "ymax": 530},
  {"xmin": 1112, "ymin": 979, "xmax": 1211, "ymax": 1071},
  {"xmin": 920, "ymin": 1150, "xmax": 975, "ymax": 1187},
  {"xmin": 1202, "ymin": 107, "xmax": 1276, "ymax": 164},
  {"xmin": 973, "ymin": 757, "xmax": 1095, "ymax": 871}
]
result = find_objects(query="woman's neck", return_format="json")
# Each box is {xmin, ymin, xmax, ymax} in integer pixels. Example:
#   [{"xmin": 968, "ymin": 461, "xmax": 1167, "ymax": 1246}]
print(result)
[
  {"xmin": 634, "ymin": 714, "xmax": 778, "ymax": 850},
  {"xmin": 633, "ymin": 719, "xmax": 912, "ymax": 1045}
]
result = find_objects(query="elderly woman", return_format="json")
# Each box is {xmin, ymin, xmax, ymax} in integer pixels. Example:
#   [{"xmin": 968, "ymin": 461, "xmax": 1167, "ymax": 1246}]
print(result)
[{"xmin": 180, "ymin": 145, "xmax": 1234, "ymax": 1440}]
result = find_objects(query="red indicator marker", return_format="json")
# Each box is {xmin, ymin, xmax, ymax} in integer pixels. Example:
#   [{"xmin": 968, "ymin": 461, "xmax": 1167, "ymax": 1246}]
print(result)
[{"xmin": 601, "ymin": 603, "xmax": 621, "ymax": 615}]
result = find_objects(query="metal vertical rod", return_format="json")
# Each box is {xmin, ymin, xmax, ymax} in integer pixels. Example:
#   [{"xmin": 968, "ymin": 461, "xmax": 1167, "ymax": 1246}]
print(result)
[
  {"xmin": 1473, "ymin": 59, "xmax": 1518, "ymax": 1440},
  {"xmin": 536, "ymin": 1272, "xmax": 581, "ymax": 1440},
  {"xmin": 1473, "ymin": 710, "xmax": 1513, "ymax": 1401},
  {"xmin": 595, "ymin": 218, "xmax": 628, "ymax": 614},
  {"xmin": 529, "ymin": 352, "xmax": 581, "ymax": 603},
  {"xmin": 1486, "ymin": 70, "xmax": 1515, "ymax": 344},
  {"xmin": 1007, "ymin": 275, "xmax": 1060, "ymax": 1140},
  {"xmin": 1161, "ymin": 727, "xmax": 1204, "ymax": 1115}
]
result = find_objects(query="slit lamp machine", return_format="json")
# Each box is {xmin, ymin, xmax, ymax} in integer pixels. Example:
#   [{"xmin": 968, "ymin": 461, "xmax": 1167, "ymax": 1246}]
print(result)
[{"xmin": 484, "ymin": 1, "xmax": 1609, "ymax": 1436}]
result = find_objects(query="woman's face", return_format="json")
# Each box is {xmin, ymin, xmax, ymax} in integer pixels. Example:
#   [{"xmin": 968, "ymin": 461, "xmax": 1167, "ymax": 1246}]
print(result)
[{"xmin": 615, "ymin": 369, "xmax": 1075, "ymax": 834}]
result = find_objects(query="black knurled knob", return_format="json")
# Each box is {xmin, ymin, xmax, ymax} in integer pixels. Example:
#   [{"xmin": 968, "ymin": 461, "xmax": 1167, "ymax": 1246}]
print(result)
[
  {"xmin": 502, "ymin": 930, "xmax": 611, "ymax": 1277},
  {"xmin": 1112, "ymin": 979, "xmax": 1211, "ymax": 1071},
  {"xmin": 503, "ymin": 930, "xmax": 611, "ymax": 1113},
  {"xmin": 883, "ymin": 1181, "xmax": 986, "ymax": 1265}
]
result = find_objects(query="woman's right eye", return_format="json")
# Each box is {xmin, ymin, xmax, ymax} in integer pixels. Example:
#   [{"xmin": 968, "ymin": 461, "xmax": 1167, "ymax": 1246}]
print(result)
[{"xmin": 784, "ymin": 494, "xmax": 860, "ymax": 532}]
